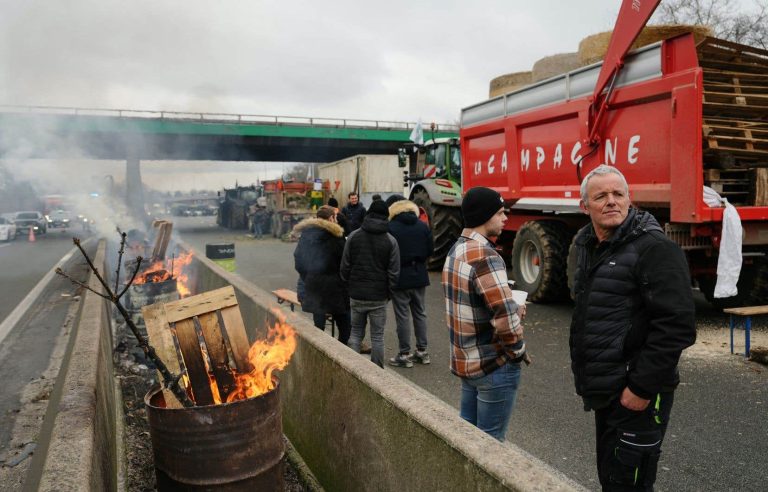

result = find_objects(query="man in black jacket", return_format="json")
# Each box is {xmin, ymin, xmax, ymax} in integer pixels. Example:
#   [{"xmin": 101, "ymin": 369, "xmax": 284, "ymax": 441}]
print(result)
[
  {"xmin": 570, "ymin": 164, "xmax": 696, "ymax": 491},
  {"xmin": 341, "ymin": 200, "xmax": 400, "ymax": 367},
  {"xmin": 293, "ymin": 206, "xmax": 351, "ymax": 345},
  {"xmin": 386, "ymin": 196, "xmax": 434, "ymax": 367},
  {"xmin": 340, "ymin": 192, "xmax": 366, "ymax": 235}
]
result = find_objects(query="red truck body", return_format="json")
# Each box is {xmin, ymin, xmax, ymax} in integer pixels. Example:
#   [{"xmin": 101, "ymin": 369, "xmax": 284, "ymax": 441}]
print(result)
[{"xmin": 459, "ymin": 33, "xmax": 768, "ymax": 304}]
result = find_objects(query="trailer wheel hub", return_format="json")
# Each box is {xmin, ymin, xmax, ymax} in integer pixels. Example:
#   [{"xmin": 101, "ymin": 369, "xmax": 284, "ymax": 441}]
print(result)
[{"xmin": 520, "ymin": 240, "xmax": 541, "ymax": 284}]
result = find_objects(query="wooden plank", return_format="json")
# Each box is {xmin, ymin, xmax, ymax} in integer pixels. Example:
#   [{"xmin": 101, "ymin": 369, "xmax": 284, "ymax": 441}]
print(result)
[
  {"xmin": 272, "ymin": 288, "xmax": 300, "ymax": 306},
  {"xmin": 197, "ymin": 312, "xmax": 236, "ymax": 400},
  {"xmin": 755, "ymin": 168, "xmax": 768, "ymax": 206},
  {"xmin": 219, "ymin": 305, "xmax": 251, "ymax": 373},
  {"xmin": 723, "ymin": 305, "xmax": 768, "ymax": 316},
  {"xmin": 141, "ymin": 302, "xmax": 183, "ymax": 409},
  {"xmin": 164, "ymin": 285, "xmax": 238, "ymax": 323},
  {"xmin": 173, "ymin": 317, "xmax": 214, "ymax": 406}
]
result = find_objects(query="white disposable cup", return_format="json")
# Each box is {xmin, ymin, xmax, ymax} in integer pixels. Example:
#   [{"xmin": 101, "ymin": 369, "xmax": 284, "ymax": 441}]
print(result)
[{"xmin": 511, "ymin": 290, "xmax": 528, "ymax": 305}]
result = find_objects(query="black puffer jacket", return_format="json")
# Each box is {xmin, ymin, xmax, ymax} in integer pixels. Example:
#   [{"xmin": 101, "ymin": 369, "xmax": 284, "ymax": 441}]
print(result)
[
  {"xmin": 341, "ymin": 203, "xmax": 366, "ymax": 234},
  {"xmin": 388, "ymin": 200, "xmax": 433, "ymax": 289},
  {"xmin": 293, "ymin": 218, "xmax": 349, "ymax": 314},
  {"xmin": 569, "ymin": 208, "xmax": 696, "ymax": 405},
  {"xmin": 340, "ymin": 214, "xmax": 400, "ymax": 301}
]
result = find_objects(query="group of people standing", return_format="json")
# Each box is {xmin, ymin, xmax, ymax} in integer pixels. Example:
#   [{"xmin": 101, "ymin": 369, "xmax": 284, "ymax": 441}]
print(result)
[
  {"xmin": 293, "ymin": 191, "xmax": 434, "ymax": 369},
  {"xmin": 293, "ymin": 164, "xmax": 697, "ymax": 491}
]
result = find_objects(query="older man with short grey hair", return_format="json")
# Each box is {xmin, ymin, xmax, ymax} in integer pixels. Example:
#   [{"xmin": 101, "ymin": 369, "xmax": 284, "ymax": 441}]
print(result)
[{"xmin": 570, "ymin": 164, "xmax": 696, "ymax": 490}]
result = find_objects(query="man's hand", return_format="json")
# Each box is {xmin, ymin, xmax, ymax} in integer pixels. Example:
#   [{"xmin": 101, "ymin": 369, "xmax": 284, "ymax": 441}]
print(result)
[
  {"xmin": 516, "ymin": 304, "xmax": 527, "ymax": 319},
  {"xmin": 620, "ymin": 387, "xmax": 650, "ymax": 411}
]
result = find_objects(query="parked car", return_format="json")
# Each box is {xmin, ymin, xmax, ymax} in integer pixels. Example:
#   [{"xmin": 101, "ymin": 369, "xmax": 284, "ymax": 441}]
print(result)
[
  {"xmin": 0, "ymin": 217, "xmax": 16, "ymax": 241},
  {"xmin": 13, "ymin": 211, "xmax": 47, "ymax": 235},
  {"xmin": 47, "ymin": 209, "xmax": 72, "ymax": 229}
]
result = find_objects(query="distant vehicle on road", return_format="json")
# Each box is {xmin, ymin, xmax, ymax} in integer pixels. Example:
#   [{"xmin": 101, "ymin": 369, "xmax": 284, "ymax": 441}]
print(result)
[
  {"xmin": 13, "ymin": 211, "xmax": 47, "ymax": 235},
  {"xmin": 46, "ymin": 209, "xmax": 72, "ymax": 229},
  {"xmin": 0, "ymin": 217, "xmax": 16, "ymax": 241}
]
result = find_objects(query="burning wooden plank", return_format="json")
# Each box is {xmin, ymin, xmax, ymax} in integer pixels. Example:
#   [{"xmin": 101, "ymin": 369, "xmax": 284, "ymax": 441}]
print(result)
[{"xmin": 142, "ymin": 285, "xmax": 284, "ymax": 406}]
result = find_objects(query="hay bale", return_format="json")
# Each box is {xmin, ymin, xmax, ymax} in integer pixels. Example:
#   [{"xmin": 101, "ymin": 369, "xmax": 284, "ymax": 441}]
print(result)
[
  {"xmin": 489, "ymin": 71, "xmax": 533, "ymax": 98},
  {"xmin": 578, "ymin": 24, "xmax": 713, "ymax": 65},
  {"xmin": 532, "ymin": 52, "xmax": 580, "ymax": 82}
]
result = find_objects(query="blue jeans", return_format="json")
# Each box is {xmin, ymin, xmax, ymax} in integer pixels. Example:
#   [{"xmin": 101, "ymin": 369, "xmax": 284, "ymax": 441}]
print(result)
[
  {"xmin": 460, "ymin": 362, "xmax": 522, "ymax": 442},
  {"xmin": 348, "ymin": 299, "xmax": 387, "ymax": 368}
]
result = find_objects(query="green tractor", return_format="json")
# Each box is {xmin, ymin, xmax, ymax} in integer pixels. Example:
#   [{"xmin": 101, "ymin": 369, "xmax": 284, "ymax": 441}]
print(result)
[{"xmin": 399, "ymin": 137, "xmax": 464, "ymax": 270}]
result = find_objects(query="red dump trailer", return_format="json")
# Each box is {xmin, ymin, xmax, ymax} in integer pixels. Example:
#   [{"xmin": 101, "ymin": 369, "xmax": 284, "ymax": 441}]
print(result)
[{"xmin": 460, "ymin": 5, "xmax": 768, "ymax": 306}]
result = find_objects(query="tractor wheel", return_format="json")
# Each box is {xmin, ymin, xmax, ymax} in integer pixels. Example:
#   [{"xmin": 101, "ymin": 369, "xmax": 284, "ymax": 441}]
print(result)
[
  {"xmin": 412, "ymin": 189, "xmax": 463, "ymax": 271},
  {"xmin": 511, "ymin": 221, "xmax": 569, "ymax": 302},
  {"xmin": 697, "ymin": 255, "xmax": 768, "ymax": 308}
]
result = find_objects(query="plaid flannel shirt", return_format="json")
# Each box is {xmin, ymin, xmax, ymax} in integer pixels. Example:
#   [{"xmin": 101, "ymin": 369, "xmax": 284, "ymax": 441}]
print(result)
[{"xmin": 442, "ymin": 229, "xmax": 525, "ymax": 379}]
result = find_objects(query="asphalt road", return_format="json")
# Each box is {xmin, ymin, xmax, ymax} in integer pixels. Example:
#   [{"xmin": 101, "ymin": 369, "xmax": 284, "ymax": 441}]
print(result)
[
  {"xmin": 0, "ymin": 228, "xmax": 85, "ymax": 323},
  {"xmin": 174, "ymin": 216, "xmax": 767, "ymax": 491},
  {"xmin": 0, "ymin": 233, "xmax": 94, "ymax": 469}
]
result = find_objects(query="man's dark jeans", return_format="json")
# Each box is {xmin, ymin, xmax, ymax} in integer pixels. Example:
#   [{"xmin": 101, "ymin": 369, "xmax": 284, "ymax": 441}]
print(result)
[{"xmin": 312, "ymin": 311, "xmax": 351, "ymax": 346}]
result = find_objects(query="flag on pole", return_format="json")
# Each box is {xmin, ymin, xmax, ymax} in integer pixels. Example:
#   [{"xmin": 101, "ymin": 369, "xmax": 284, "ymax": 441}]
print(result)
[{"xmin": 409, "ymin": 119, "xmax": 424, "ymax": 147}]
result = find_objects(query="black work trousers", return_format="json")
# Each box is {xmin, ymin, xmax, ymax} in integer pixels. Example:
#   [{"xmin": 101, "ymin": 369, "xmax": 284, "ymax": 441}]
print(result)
[
  {"xmin": 312, "ymin": 311, "xmax": 351, "ymax": 346},
  {"xmin": 594, "ymin": 391, "xmax": 674, "ymax": 491}
]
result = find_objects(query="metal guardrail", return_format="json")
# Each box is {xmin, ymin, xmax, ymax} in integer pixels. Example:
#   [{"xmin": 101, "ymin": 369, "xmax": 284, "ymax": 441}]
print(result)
[{"xmin": 0, "ymin": 104, "xmax": 460, "ymax": 133}]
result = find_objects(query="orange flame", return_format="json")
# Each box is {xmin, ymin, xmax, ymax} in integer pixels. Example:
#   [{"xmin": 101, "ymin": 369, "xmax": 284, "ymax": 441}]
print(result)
[
  {"xmin": 131, "ymin": 252, "xmax": 194, "ymax": 298},
  {"xmin": 226, "ymin": 310, "xmax": 297, "ymax": 402}
]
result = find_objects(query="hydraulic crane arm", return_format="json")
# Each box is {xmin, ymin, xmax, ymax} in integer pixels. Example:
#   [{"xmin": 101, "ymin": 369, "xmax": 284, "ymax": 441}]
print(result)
[{"xmin": 587, "ymin": 0, "xmax": 662, "ymax": 146}]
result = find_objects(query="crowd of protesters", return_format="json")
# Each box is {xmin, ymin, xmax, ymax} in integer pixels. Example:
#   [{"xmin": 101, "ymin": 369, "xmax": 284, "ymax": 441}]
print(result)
[{"xmin": 290, "ymin": 169, "xmax": 695, "ymax": 490}]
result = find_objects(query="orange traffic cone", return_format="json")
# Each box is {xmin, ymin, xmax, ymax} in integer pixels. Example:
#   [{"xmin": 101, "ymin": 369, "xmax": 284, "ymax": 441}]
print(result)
[{"xmin": 28, "ymin": 227, "xmax": 35, "ymax": 242}]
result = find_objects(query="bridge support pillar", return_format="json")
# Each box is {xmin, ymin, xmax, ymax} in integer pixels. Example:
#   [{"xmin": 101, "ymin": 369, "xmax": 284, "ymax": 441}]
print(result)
[{"xmin": 125, "ymin": 154, "xmax": 146, "ymax": 220}]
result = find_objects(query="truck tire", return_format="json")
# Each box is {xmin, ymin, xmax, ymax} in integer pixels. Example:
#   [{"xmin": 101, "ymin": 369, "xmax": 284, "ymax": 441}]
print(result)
[
  {"xmin": 412, "ymin": 189, "xmax": 463, "ymax": 271},
  {"xmin": 511, "ymin": 221, "xmax": 569, "ymax": 302},
  {"xmin": 697, "ymin": 256, "xmax": 768, "ymax": 308}
]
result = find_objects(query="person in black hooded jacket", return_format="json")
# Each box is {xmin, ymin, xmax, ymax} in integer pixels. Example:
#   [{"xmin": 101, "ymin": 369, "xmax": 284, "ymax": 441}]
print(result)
[
  {"xmin": 570, "ymin": 164, "xmax": 696, "ymax": 491},
  {"xmin": 385, "ymin": 195, "xmax": 434, "ymax": 367},
  {"xmin": 340, "ymin": 200, "xmax": 400, "ymax": 367},
  {"xmin": 294, "ymin": 206, "xmax": 350, "ymax": 345}
]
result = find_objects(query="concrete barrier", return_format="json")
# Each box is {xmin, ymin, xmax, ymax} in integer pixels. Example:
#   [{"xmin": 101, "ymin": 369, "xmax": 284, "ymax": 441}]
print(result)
[
  {"xmin": 33, "ymin": 240, "xmax": 124, "ymax": 491},
  {"xmin": 187, "ymin": 242, "xmax": 585, "ymax": 492}
]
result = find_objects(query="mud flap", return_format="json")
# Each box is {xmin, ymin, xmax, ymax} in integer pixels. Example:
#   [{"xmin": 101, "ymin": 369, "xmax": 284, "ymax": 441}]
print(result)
[{"xmin": 609, "ymin": 428, "xmax": 662, "ymax": 486}]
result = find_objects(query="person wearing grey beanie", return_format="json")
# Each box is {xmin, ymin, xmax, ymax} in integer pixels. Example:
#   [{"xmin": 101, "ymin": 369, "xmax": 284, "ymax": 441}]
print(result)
[{"xmin": 442, "ymin": 186, "xmax": 528, "ymax": 442}]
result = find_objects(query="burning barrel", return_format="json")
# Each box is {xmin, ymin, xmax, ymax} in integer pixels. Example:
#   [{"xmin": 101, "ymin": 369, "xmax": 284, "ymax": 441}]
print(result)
[
  {"xmin": 145, "ymin": 381, "xmax": 285, "ymax": 491},
  {"xmin": 141, "ymin": 287, "xmax": 296, "ymax": 491}
]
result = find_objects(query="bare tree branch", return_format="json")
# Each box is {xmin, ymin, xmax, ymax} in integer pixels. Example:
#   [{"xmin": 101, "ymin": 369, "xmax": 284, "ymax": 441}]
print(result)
[
  {"xmin": 55, "ymin": 268, "xmax": 112, "ymax": 300},
  {"xmin": 116, "ymin": 257, "xmax": 143, "ymax": 300},
  {"xmin": 114, "ymin": 232, "xmax": 127, "ymax": 294}
]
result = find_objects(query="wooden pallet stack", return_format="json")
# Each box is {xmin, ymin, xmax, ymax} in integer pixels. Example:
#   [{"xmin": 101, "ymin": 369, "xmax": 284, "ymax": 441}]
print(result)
[
  {"xmin": 142, "ymin": 286, "xmax": 251, "ymax": 408},
  {"xmin": 698, "ymin": 37, "xmax": 768, "ymax": 205}
]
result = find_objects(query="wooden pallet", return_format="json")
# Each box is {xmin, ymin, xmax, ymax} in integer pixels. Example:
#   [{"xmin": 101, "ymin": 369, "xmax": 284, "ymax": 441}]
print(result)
[
  {"xmin": 703, "ymin": 118, "xmax": 768, "ymax": 158},
  {"xmin": 150, "ymin": 220, "xmax": 173, "ymax": 260},
  {"xmin": 141, "ymin": 285, "xmax": 251, "ymax": 407}
]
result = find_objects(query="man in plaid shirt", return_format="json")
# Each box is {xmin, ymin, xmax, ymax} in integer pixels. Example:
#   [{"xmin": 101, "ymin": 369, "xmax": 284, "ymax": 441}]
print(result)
[{"xmin": 442, "ymin": 186, "xmax": 527, "ymax": 442}]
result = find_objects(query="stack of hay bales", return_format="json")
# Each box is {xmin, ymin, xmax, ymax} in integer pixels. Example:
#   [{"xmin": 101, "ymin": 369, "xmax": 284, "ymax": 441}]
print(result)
[
  {"xmin": 578, "ymin": 24, "xmax": 712, "ymax": 65},
  {"xmin": 487, "ymin": 25, "xmax": 711, "ymax": 100},
  {"xmin": 532, "ymin": 52, "xmax": 581, "ymax": 82},
  {"xmin": 489, "ymin": 71, "xmax": 533, "ymax": 98}
]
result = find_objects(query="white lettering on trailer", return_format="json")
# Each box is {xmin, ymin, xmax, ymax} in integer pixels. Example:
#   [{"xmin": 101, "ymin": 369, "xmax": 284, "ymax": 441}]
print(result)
[
  {"xmin": 474, "ymin": 160, "xmax": 482, "ymax": 175},
  {"xmin": 487, "ymin": 154, "xmax": 496, "ymax": 174},
  {"xmin": 501, "ymin": 151, "xmax": 508, "ymax": 172},
  {"xmin": 521, "ymin": 149, "xmax": 530, "ymax": 171},
  {"xmin": 536, "ymin": 147, "xmax": 545, "ymax": 170},
  {"xmin": 554, "ymin": 143, "xmax": 563, "ymax": 169},
  {"xmin": 571, "ymin": 141, "xmax": 583, "ymax": 165},
  {"xmin": 628, "ymin": 135, "xmax": 640, "ymax": 164},
  {"xmin": 632, "ymin": 0, "xmax": 641, "ymax": 12},
  {"xmin": 605, "ymin": 137, "xmax": 617, "ymax": 165}
]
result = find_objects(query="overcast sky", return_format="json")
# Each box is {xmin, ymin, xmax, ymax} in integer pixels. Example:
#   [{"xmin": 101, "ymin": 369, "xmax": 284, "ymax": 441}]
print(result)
[
  {"xmin": 0, "ymin": 0, "xmax": 758, "ymax": 194},
  {"xmin": 0, "ymin": 0, "xmax": 642, "ymax": 125}
]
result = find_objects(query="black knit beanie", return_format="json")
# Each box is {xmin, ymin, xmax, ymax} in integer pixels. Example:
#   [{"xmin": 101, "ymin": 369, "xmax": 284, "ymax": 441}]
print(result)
[
  {"xmin": 385, "ymin": 194, "xmax": 406, "ymax": 208},
  {"xmin": 367, "ymin": 200, "xmax": 389, "ymax": 217},
  {"xmin": 462, "ymin": 187, "xmax": 504, "ymax": 228},
  {"xmin": 327, "ymin": 197, "xmax": 339, "ymax": 208}
]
